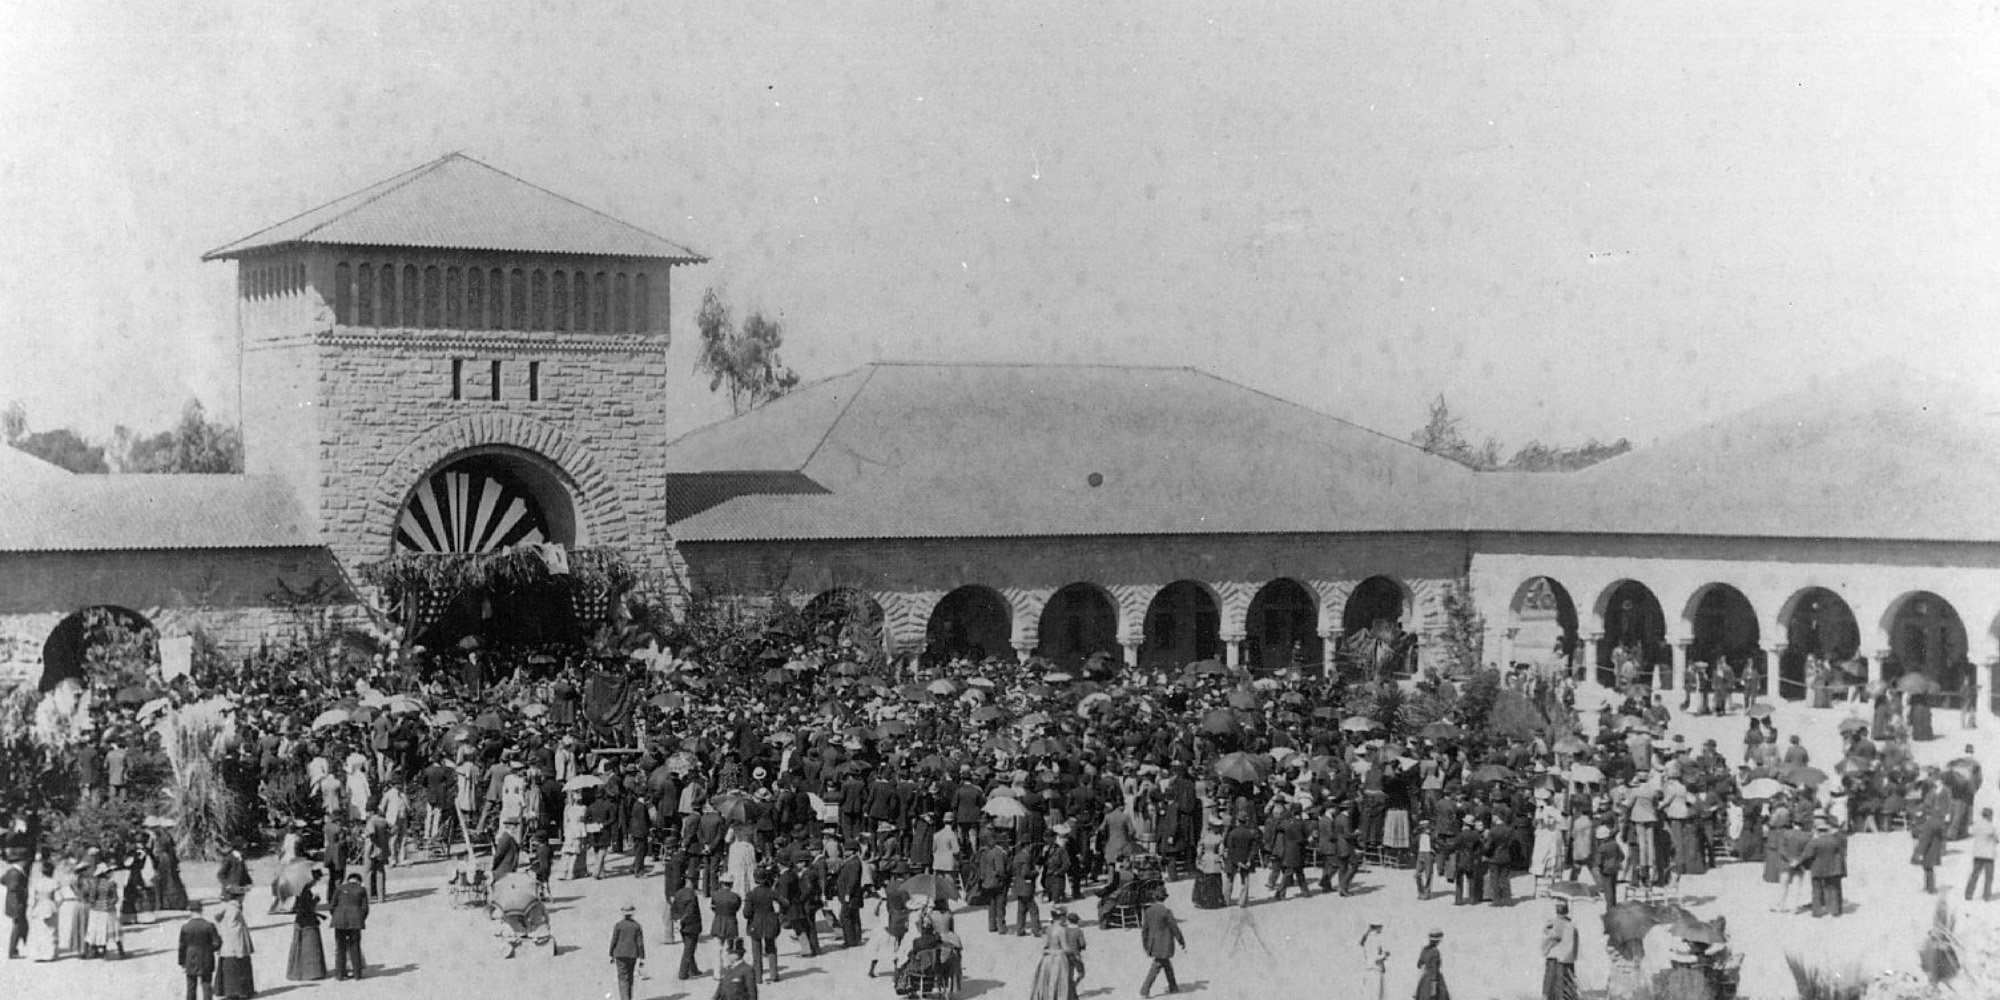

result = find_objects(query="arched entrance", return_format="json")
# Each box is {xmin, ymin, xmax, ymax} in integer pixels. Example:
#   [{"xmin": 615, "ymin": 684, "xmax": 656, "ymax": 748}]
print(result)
[
  {"xmin": 926, "ymin": 585, "xmax": 1012, "ymax": 663},
  {"xmin": 40, "ymin": 606, "xmax": 155, "ymax": 692},
  {"xmin": 1780, "ymin": 588, "xmax": 1858, "ymax": 701},
  {"xmin": 802, "ymin": 588, "xmax": 887, "ymax": 657},
  {"xmin": 1688, "ymin": 584, "xmax": 1761, "ymax": 690},
  {"xmin": 1143, "ymin": 581, "xmax": 1221, "ymax": 670},
  {"xmin": 1884, "ymin": 592, "xmax": 1967, "ymax": 686},
  {"xmin": 1038, "ymin": 583, "xmax": 1119, "ymax": 667},
  {"xmin": 1510, "ymin": 576, "xmax": 1580, "ymax": 676},
  {"xmin": 1598, "ymin": 580, "xmax": 1666, "ymax": 687},
  {"xmin": 1245, "ymin": 579, "xmax": 1320, "ymax": 673},
  {"xmin": 1342, "ymin": 576, "xmax": 1407, "ymax": 633}
]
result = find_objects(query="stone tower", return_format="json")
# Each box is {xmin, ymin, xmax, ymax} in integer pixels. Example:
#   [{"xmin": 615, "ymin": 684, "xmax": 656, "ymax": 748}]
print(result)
[{"xmin": 204, "ymin": 153, "xmax": 703, "ymax": 592}]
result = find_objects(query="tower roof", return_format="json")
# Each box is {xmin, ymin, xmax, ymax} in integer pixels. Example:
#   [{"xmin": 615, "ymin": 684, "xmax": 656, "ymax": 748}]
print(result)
[{"xmin": 202, "ymin": 154, "xmax": 707, "ymax": 263}]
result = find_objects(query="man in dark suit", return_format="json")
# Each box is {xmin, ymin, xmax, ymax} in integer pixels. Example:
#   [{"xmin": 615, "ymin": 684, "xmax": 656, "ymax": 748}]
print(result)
[
  {"xmin": 669, "ymin": 882, "xmax": 705, "ymax": 979},
  {"xmin": 608, "ymin": 903, "xmax": 646, "ymax": 1000},
  {"xmin": 177, "ymin": 901, "xmax": 222, "ymax": 1000},
  {"xmin": 329, "ymin": 872, "xmax": 371, "ymax": 979},
  {"xmin": 1272, "ymin": 805, "xmax": 1310, "ymax": 900},
  {"xmin": 215, "ymin": 842, "xmax": 253, "ymax": 904},
  {"xmin": 1137, "ymin": 887, "xmax": 1186, "ymax": 998},
  {"xmin": 1803, "ymin": 817, "xmax": 1848, "ymax": 918},
  {"xmin": 976, "ymin": 837, "xmax": 1011, "ymax": 932},
  {"xmin": 1, "ymin": 858, "xmax": 25, "ymax": 959},
  {"xmin": 833, "ymin": 843, "xmax": 865, "ymax": 947},
  {"xmin": 695, "ymin": 804, "xmax": 729, "ymax": 894},
  {"xmin": 323, "ymin": 822, "xmax": 350, "ymax": 886},
  {"xmin": 839, "ymin": 769, "xmax": 869, "ymax": 845}
]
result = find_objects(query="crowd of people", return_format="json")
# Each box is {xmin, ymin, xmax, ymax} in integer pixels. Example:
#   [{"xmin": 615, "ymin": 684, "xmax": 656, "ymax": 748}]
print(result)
[{"xmin": 0, "ymin": 616, "xmax": 1991, "ymax": 1000}]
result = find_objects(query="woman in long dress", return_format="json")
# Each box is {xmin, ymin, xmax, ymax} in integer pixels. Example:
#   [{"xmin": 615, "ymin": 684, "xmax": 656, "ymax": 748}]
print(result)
[
  {"xmin": 152, "ymin": 826, "xmax": 189, "ymax": 912},
  {"xmin": 119, "ymin": 844, "xmax": 151, "ymax": 924},
  {"xmin": 25, "ymin": 860, "xmax": 59, "ymax": 962},
  {"xmin": 84, "ymin": 864, "xmax": 124, "ymax": 958},
  {"xmin": 286, "ymin": 873, "xmax": 328, "ymax": 981},
  {"xmin": 726, "ymin": 827, "xmax": 759, "ymax": 899},
  {"xmin": 1025, "ymin": 914, "xmax": 1079, "ymax": 1000},
  {"xmin": 1529, "ymin": 801, "xmax": 1565, "ymax": 884},
  {"xmin": 215, "ymin": 891, "xmax": 257, "ymax": 998},
  {"xmin": 1190, "ymin": 821, "xmax": 1227, "ymax": 909},
  {"xmin": 1414, "ymin": 931, "xmax": 1451, "ymax": 1000},
  {"xmin": 55, "ymin": 858, "xmax": 87, "ymax": 955}
]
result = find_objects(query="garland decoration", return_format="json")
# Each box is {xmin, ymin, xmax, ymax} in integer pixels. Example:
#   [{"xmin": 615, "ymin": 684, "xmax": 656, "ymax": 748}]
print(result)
[{"xmin": 358, "ymin": 546, "xmax": 638, "ymax": 603}]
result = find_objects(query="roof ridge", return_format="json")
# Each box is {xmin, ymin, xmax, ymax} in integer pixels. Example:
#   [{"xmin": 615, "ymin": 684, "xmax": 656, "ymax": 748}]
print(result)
[
  {"xmin": 465, "ymin": 155, "xmax": 707, "ymax": 262},
  {"xmin": 799, "ymin": 364, "xmax": 880, "ymax": 469},
  {"xmin": 1186, "ymin": 369, "xmax": 1472, "ymax": 468},
  {"xmin": 657, "ymin": 365, "xmax": 874, "ymax": 452},
  {"xmin": 864, "ymin": 359, "xmax": 1194, "ymax": 372},
  {"xmin": 201, "ymin": 155, "xmax": 451, "ymax": 260}
]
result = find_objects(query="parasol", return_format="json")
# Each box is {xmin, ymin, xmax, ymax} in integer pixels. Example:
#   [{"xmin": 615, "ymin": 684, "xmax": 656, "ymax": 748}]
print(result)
[
  {"xmin": 1471, "ymin": 764, "xmax": 1515, "ymax": 783},
  {"xmin": 387, "ymin": 695, "xmax": 426, "ymax": 715},
  {"xmin": 1215, "ymin": 752, "xmax": 1268, "ymax": 783},
  {"xmin": 897, "ymin": 872, "xmax": 960, "ymax": 903},
  {"xmin": 1553, "ymin": 735, "xmax": 1589, "ymax": 754},
  {"xmin": 981, "ymin": 797, "xmax": 1026, "ymax": 819},
  {"xmin": 1565, "ymin": 764, "xmax": 1604, "ymax": 784},
  {"xmin": 927, "ymin": 679, "xmax": 958, "ymax": 696},
  {"xmin": 1836, "ymin": 717, "xmax": 1868, "ymax": 735},
  {"xmin": 1897, "ymin": 673, "xmax": 1942, "ymax": 696},
  {"xmin": 1077, "ymin": 692, "xmax": 1112, "ymax": 716},
  {"xmin": 970, "ymin": 706, "xmax": 1005, "ymax": 724},
  {"xmin": 1020, "ymin": 711, "xmax": 1051, "ymax": 728},
  {"xmin": 834, "ymin": 661, "xmax": 867, "ymax": 677},
  {"xmin": 1185, "ymin": 659, "xmax": 1229, "ymax": 677},
  {"xmin": 428, "ymin": 709, "xmax": 461, "ymax": 727},
  {"xmin": 762, "ymin": 669, "xmax": 790, "ymax": 684},
  {"xmin": 137, "ymin": 698, "xmax": 172, "ymax": 720},
  {"xmin": 1044, "ymin": 672, "xmax": 1073, "ymax": 683},
  {"xmin": 1669, "ymin": 917, "xmax": 1726, "ymax": 945},
  {"xmin": 1311, "ymin": 706, "xmax": 1341, "ymax": 720},
  {"xmin": 141, "ymin": 815, "xmax": 176, "ymax": 829},
  {"xmin": 1226, "ymin": 691, "xmax": 1260, "ymax": 710},
  {"xmin": 491, "ymin": 872, "xmax": 541, "ymax": 913},
  {"xmin": 1781, "ymin": 764, "xmax": 1828, "ymax": 787},
  {"xmin": 1744, "ymin": 702, "xmax": 1774, "ymax": 719},
  {"xmin": 1739, "ymin": 777, "xmax": 1785, "ymax": 800},
  {"xmin": 471, "ymin": 711, "xmax": 504, "ymax": 731},
  {"xmin": 664, "ymin": 752, "xmax": 696, "ymax": 776},
  {"xmin": 518, "ymin": 703, "xmax": 547, "ymax": 719},
  {"xmin": 1340, "ymin": 716, "xmax": 1379, "ymax": 733},
  {"xmin": 311, "ymin": 709, "xmax": 351, "ymax": 730},
  {"xmin": 358, "ymin": 690, "xmax": 390, "ymax": 709},
  {"xmin": 1027, "ymin": 737, "xmax": 1069, "ymax": 757},
  {"xmin": 986, "ymin": 786, "xmax": 1019, "ymax": 800},
  {"xmin": 115, "ymin": 684, "xmax": 159, "ymax": 706},
  {"xmin": 1420, "ymin": 721, "xmax": 1462, "ymax": 740},
  {"xmin": 877, "ymin": 720, "xmax": 911, "ymax": 738},
  {"xmin": 1251, "ymin": 678, "xmax": 1281, "ymax": 692},
  {"xmin": 711, "ymin": 792, "xmax": 758, "ymax": 824},
  {"xmin": 1199, "ymin": 709, "xmax": 1241, "ymax": 735},
  {"xmin": 983, "ymin": 735, "xmax": 1019, "ymax": 753},
  {"xmin": 1617, "ymin": 715, "xmax": 1649, "ymax": 732},
  {"xmin": 1279, "ymin": 691, "xmax": 1307, "ymax": 705},
  {"xmin": 966, "ymin": 677, "xmax": 995, "ymax": 689},
  {"xmin": 651, "ymin": 692, "xmax": 685, "ymax": 711}
]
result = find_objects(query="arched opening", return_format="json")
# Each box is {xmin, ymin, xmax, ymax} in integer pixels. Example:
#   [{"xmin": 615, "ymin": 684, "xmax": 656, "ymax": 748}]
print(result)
[
  {"xmin": 1342, "ymin": 575, "xmax": 1407, "ymax": 634},
  {"xmin": 1245, "ymin": 579, "xmax": 1320, "ymax": 673},
  {"xmin": 925, "ymin": 585, "xmax": 1012, "ymax": 663},
  {"xmin": 1779, "ymin": 588, "xmax": 1858, "ymax": 702},
  {"xmin": 1597, "ymin": 580, "xmax": 1667, "ymax": 688},
  {"xmin": 1688, "ymin": 584, "xmax": 1761, "ymax": 691},
  {"xmin": 1884, "ymin": 592, "xmax": 1968, "ymax": 687},
  {"xmin": 1510, "ymin": 576, "xmax": 1580, "ymax": 676},
  {"xmin": 1037, "ymin": 583, "xmax": 1119, "ymax": 668},
  {"xmin": 802, "ymin": 588, "xmax": 887, "ymax": 657},
  {"xmin": 40, "ymin": 606, "xmax": 155, "ymax": 693},
  {"xmin": 1143, "ymin": 581, "xmax": 1220, "ymax": 669}
]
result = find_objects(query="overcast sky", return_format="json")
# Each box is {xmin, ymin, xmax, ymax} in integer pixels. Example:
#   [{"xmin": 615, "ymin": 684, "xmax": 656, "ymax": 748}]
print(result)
[{"xmin": 3, "ymin": 1, "xmax": 1996, "ymax": 451}]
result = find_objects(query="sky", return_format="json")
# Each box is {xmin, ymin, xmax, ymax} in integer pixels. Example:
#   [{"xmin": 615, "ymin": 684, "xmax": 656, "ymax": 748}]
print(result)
[{"xmin": 2, "ymin": 1, "xmax": 1997, "ymax": 451}]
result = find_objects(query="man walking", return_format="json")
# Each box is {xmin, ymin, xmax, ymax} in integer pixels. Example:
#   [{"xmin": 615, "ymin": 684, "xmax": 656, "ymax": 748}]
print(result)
[
  {"xmin": 1541, "ymin": 899, "xmax": 1579, "ymax": 1000},
  {"xmin": 669, "ymin": 881, "xmax": 705, "ymax": 979},
  {"xmin": 329, "ymin": 872, "xmax": 370, "ymax": 979},
  {"xmin": 177, "ymin": 901, "xmax": 222, "ymax": 1000},
  {"xmin": 1965, "ymin": 807, "xmax": 1995, "ymax": 902},
  {"xmin": 608, "ymin": 903, "xmax": 646, "ymax": 1000},
  {"xmin": 1138, "ymin": 886, "xmax": 1185, "ymax": 998}
]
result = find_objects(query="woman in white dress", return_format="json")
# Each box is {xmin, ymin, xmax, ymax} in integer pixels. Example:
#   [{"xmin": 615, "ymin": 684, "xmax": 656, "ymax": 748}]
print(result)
[
  {"xmin": 1530, "ymin": 796, "xmax": 1566, "ymax": 889},
  {"xmin": 726, "ymin": 826, "xmax": 759, "ymax": 898},
  {"xmin": 557, "ymin": 791, "xmax": 587, "ymax": 880},
  {"xmin": 25, "ymin": 860, "xmax": 59, "ymax": 961}
]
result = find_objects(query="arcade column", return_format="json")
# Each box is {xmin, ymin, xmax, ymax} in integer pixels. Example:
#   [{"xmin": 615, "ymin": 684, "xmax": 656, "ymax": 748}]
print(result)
[
  {"xmin": 1319, "ymin": 629, "xmax": 1338, "ymax": 677},
  {"xmin": 1222, "ymin": 632, "xmax": 1244, "ymax": 669},
  {"xmin": 1759, "ymin": 643, "xmax": 1786, "ymax": 702}
]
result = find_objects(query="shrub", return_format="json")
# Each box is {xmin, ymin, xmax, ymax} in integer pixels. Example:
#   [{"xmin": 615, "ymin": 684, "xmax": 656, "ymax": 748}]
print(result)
[{"xmin": 45, "ymin": 796, "xmax": 147, "ymax": 859}]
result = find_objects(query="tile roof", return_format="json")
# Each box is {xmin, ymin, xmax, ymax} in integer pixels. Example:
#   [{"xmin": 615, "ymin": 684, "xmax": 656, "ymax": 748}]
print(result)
[
  {"xmin": 0, "ymin": 474, "xmax": 319, "ymax": 552},
  {"xmin": 1476, "ymin": 364, "xmax": 2000, "ymax": 543},
  {"xmin": 662, "ymin": 362, "xmax": 1477, "ymax": 541},
  {"xmin": 203, "ymin": 154, "xmax": 707, "ymax": 263},
  {"xmin": 1, "ymin": 445, "xmax": 74, "ymax": 482}
]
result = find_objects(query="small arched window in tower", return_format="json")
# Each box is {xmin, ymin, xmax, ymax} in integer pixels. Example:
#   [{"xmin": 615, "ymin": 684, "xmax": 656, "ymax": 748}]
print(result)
[
  {"xmin": 634, "ymin": 272, "xmax": 650, "ymax": 331},
  {"xmin": 591, "ymin": 272, "xmax": 609, "ymax": 332},
  {"xmin": 508, "ymin": 269, "xmax": 528, "ymax": 331},
  {"xmin": 444, "ymin": 267, "xmax": 462, "ymax": 327},
  {"xmin": 379, "ymin": 264, "xmax": 399, "ymax": 326},
  {"xmin": 334, "ymin": 263, "xmax": 352, "ymax": 324},
  {"xmin": 551, "ymin": 271, "xmax": 569, "ymax": 332},
  {"xmin": 613, "ymin": 273, "xmax": 631, "ymax": 331},
  {"xmin": 422, "ymin": 266, "xmax": 442, "ymax": 328},
  {"xmin": 402, "ymin": 265, "xmax": 420, "ymax": 328},
  {"xmin": 530, "ymin": 269, "xmax": 548, "ymax": 329},
  {"xmin": 465, "ymin": 267, "xmax": 484, "ymax": 329},
  {"xmin": 356, "ymin": 264, "xmax": 375, "ymax": 326},
  {"xmin": 572, "ymin": 271, "xmax": 590, "ymax": 331},
  {"xmin": 488, "ymin": 268, "xmax": 506, "ymax": 330}
]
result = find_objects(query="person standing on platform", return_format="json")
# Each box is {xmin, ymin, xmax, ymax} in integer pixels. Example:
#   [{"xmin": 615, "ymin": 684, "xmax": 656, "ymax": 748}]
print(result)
[
  {"xmin": 177, "ymin": 900, "xmax": 221, "ymax": 1000},
  {"xmin": 607, "ymin": 903, "xmax": 646, "ymax": 1000}
]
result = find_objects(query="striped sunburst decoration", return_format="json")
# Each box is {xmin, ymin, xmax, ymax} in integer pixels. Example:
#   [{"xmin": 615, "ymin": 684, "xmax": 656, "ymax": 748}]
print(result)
[{"xmin": 395, "ymin": 470, "xmax": 548, "ymax": 553}]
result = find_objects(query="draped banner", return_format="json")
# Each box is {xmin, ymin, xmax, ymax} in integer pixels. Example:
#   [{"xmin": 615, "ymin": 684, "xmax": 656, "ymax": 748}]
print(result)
[{"xmin": 584, "ymin": 669, "xmax": 638, "ymax": 741}]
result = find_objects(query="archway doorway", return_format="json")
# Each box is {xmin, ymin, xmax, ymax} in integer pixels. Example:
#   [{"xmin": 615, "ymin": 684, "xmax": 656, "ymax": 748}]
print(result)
[
  {"xmin": 1511, "ymin": 576, "xmax": 1580, "ymax": 677},
  {"xmin": 1598, "ymin": 580, "xmax": 1666, "ymax": 688},
  {"xmin": 1342, "ymin": 576, "xmax": 1406, "ymax": 633},
  {"xmin": 1689, "ymin": 585, "xmax": 1761, "ymax": 692},
  {"xmin": 1038, "ymin": 583, "xmax": 1119, "ymax": 668},
  {"xmin": 926, "ymin": 586, "xmax": 1012, "ymax": 663},
  {"xmin": 40, "ymin": 606, "xmax": 155, "ymax": 693},
  {"xmin": 1143, "ymin": 581, "xmax": 1221, "ymax": 670},
  {"xmin": 802, "ymin": 588, "xmax": 887, "ymax": 657},
  {"xmin": 1885, "ymin": 592, "xmax": 1967, "ymax": 687},
  {"xmin": 1780, "ymin": 588, "xmax": 1858, "ymax": 701},
  {"xmin": 1245, "ymin": 579, "xmax": 1320, "ymax": 673}
]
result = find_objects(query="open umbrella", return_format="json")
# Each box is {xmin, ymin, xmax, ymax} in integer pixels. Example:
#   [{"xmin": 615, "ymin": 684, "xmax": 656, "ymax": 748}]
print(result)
[
  {"xmin": 1565, "ymin": 764, "xmax": 1604, "ymax": 784},
  {"xmin": 1186, "ymin": 659, "xmax": 1229, "ymax": 677},
  {"xmin": 898, "ymin": 872, "xmax": 960, "ymax": 903},
  {"xmin": 1251, "ymin": 677, "xmax": 1282, "ymax": 692},
  {"xmin": 1744, "ymin": 702, "xmax": 1774, "ymax": 719},
  {"xmin": 1077, "ymin": 692, "xmax": 1112, "ymax": 716},
  {"xmin": 711, "ymin": 792, "xmax": 758, "ymax": 824},
  {"xmin": 664, "ymin": 752, "xmax": 696, "ymax": 776},
  {"xmin": 927, "ymin": 679, "xmax": 958, "ymax": 696},
  {"xmin": 1311, "ymin": 706, "xmax": 1342, "ymax": 720},
  {"xmin": 834, "ymin": 662, "xmax": 867, "ymax": 677},
  {"xmin": 1782, "ymin": 765, "xmax": 1828, "ymax": 787},
  {"xmin": 970, "ymin": 706, "xmax": 1006, "ymax": 724},
  {"xmin": 876, "ymin": 720, "xmax": 911, "ymax": 738},
  {"xmin": 1226, "ymin": 691, "xmax": 1260, "ymax": 710},
  {"xmin": 1420, "ymin": 721, "xmax": 1462, "ymax": 740},
  {"xmin": 311, "ymin": 708, "xmax": 350, "ymax": 730},
  {"xmin": 141, "ymin": 815, "xmax": 176, "ymax": 829},
  {"xmin": 519, "ymin": 703, "xmax": 548, "ymax": 719},
  {"xmin": 1897, "ymin": 673, "xmax": 1942, "ymax": 696},
  {"xmin": 762, "ymin": 668, "xmax": 790, "ymax": 684},
  {"xmin": 1340, "ymin": 716, "xmax": 1379, "ymax": 733},
  {"xmin": 983, "ymin": 735, "xmax": 1019, "ymax": 753},
  {"xmin": 137, "ymin": 697, "xmax": 172, "ymax": 720},
  {"xmin": 563, "ymin": 775, "xmax": 604, "ymax": 792},
  {"xmin": 981, "ymin": 797, "xmax": 1026, "ymax": 819},
  {"xmin": 1199, "ymin": 709, "xmax": 1241, "ymax": 735},
  {"xmin": 1740, "ymin": 777, "xmax": 1785, "ymax": 800},
  {"xmin": 1836, "ymin": 717, "xmax": 1869, "ymax": 736},
  {"xmin": 650, "ymin": 692, "xmax": 685, "ymax": 711},
  {"xmin": 1027, "ymin": 737, "xmax": 1069, "ymax": 757},
  {"xmin": 967, "ymin": 677, "xmax": 995, "ymax": 689},
  {"xmin": 472, "ymin": 711, "xmax": 504, "ymax": 731},
  {"xmin": 1670, "ymin": 918, "xmax": 1726, "ymax": 945},
  {"xmin": 1279, "ymin": 692, "xmax": 1307, "ymax": 706},
  {"xmin": 1020, "ymin": 711, "xmax": 1051, "ymax": 728},
  {"xmin": 115, "ymin": 684, "xmax": 159, "ymax": 706},
  {"xmin": 1215, "ymin": 752, "xmax": 1268, "ymax": 783},
  {"xmin": 1471, "ymin": 764, "xmax": 1515, "ymax": 783},
  {"xmin": 427, "ymin": 709, "xmax": 461, "ymax": 727},
  {"xmin": 386, "ymin": 695, "xmax": 427, "ymax": 715},
  {"xmin": 1617, "ymin": 715, "xmax": 1649, "ymax": 732},
  {"xmin": 1553, "ymin": 735, "xmax": 1589, "ymax": 754}
]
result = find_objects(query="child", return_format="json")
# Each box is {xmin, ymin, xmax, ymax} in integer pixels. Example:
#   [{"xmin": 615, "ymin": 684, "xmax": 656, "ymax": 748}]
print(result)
[{"xmin": 1414, "ymin": 822, "xmax": 1435, "ymax": 900}]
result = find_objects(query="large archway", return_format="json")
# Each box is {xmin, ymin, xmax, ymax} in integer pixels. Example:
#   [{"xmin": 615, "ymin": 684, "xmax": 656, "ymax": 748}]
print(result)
[
  {"xmin": 1598, "ymin": 580, "xmax": 1667, "ymax": 687},
  {"xmin": 1688, "ymin": 584, "xmax": 1761, "ymax": 686},
  {"xmin": 40, "ymin": 606, "xmax": 155, "ymax": 692},
  {"xmin": 1342, "ymin": 576, "xmax": 1407, "ymax": 634},
  {"xmin": 1779, "ymin": 588, "xmax": 1859, "ymax": 701},
  {"xmin": 395, "ymin": 448, "xmax": 577, "ymax": 553},
  {"xmin": 1884, "ymin": 591, "xmax": 1967, "ymax": 686},
  {"xmin": 925, "ymin": 585, "xmax": 1013, "ymax": 663},
  {"xmin": 1037, "ymin": 583, "xmax": 1119, "ymax": 667},
  {"xmin": 1245, "ymin": 579, "xmax": 1320, "ymax": 673},
  {"xmin": 1143, "ymin": 581, "xmax": 1221, "ymax": 669},
  {"xmin": 1510, "ymin": 576, "xmax": 1580, "ymax": 675}
]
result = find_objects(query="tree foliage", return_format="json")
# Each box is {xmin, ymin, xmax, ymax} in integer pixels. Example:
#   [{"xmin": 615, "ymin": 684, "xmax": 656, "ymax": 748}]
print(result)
[
  {"xmin": 1432, "ymin": 579, "xmax": 1485, "ymax": 678},
  {"xmin": 1411, "ymin": 394, "xmax": 1631, "ymax": 472},
  {"xmin": 12, "ymin": 427, "xmax": 108, "ymax": 473},
  {"xmin": 693, "ymin": 288, "xmax": 801, "ymax": 416},
  {"xmin": 4, "ymin": 397, "xmax": 241, "ymax": 474}
]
